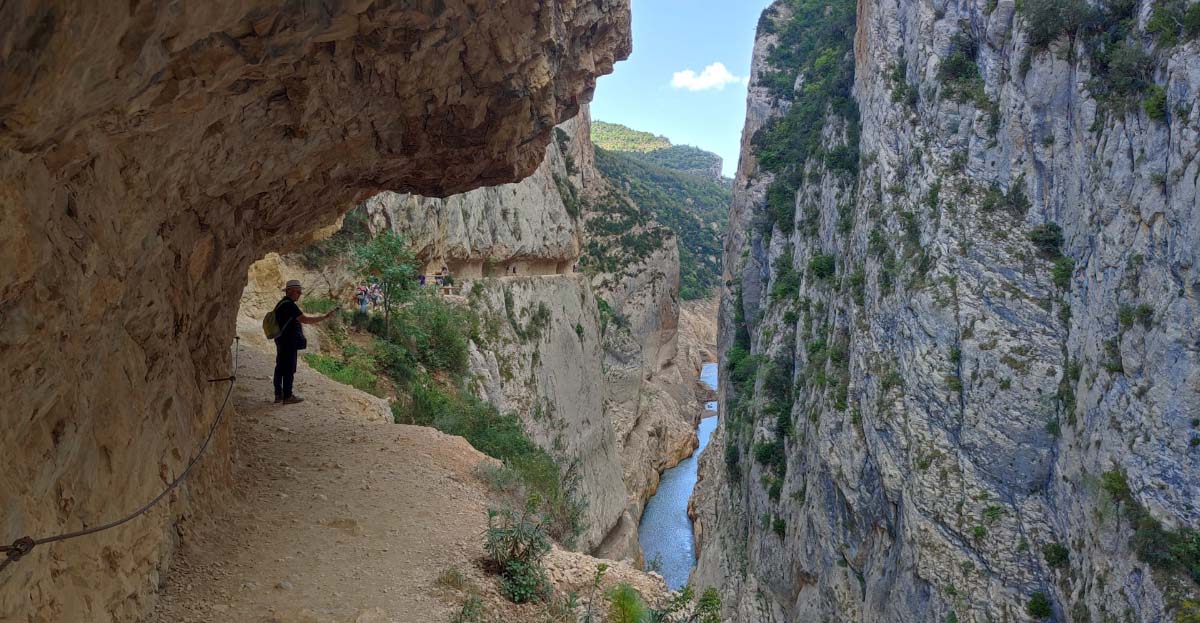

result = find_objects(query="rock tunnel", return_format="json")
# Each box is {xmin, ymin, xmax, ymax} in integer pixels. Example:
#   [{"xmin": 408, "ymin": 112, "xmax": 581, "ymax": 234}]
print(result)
[{"xmin": 0, "ymin": 1, "xmax": 630, "ymax": 620}]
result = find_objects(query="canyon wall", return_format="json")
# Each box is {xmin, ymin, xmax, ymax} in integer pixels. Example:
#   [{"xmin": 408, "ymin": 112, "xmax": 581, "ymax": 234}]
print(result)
[
  {"xmin": 363, "ymin": 107, "xmax": 703, "ymax": 562},
  {"xmin": 0, "ymin": 2, "xmax": 629, "ymax": 621},
  {"xmin": 695, "ymin": 1, "xmax": 1200, "ymax": 621},
  {"xmin": 466, "ymin": 275, "xmax": 634, "ymax": 557}
]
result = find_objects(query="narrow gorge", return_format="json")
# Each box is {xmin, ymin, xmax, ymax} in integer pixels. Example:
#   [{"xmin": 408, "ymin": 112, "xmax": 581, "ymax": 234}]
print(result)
[{"xmin": 3, "ymin": 1, "xmax": 1199, "ymax": 622}]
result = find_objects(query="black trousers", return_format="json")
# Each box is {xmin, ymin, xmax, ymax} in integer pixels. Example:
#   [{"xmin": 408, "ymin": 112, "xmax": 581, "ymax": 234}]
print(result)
[{"xmin": 273, "ymin": 343, "xmax": 298, "ymax": 398}]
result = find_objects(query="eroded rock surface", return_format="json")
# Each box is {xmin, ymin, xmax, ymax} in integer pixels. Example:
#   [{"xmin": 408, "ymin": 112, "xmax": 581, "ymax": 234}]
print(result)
[
  {"xmin": 694, "ymin": 1, "xmax": 1200, "ymax": 622},
  {"xmin": 0, "ymin": 2, "xmax": 630, "ymax": 621}
]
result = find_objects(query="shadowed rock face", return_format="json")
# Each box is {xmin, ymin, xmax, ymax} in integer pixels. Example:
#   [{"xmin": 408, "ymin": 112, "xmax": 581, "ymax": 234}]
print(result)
[{"xmin": 0, "ymin": 1, "xmax": 629, "ymax": 621}]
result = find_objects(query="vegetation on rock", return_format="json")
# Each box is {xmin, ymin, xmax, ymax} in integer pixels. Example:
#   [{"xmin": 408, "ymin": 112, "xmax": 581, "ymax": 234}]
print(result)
[
  {"xmin": 591, "ymin": 140, "xmax": 729, "ymax": 300},
  {"xmin": 752, "ymin": 0, "xmax": 860, "ymax": 234},
  {"xmin": 592, "ymin": 121, "xmax": 673, "ymax": 153}
]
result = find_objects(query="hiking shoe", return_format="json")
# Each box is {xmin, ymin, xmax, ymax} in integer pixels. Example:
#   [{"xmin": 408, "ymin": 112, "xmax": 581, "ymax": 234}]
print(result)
[
  {"xmin": 274, "ymin": 396, "xmax": 283, "ymax": 404},
  {"xmin": 281, "ymin": 395, "xmax": 305, "ymax": 405}
]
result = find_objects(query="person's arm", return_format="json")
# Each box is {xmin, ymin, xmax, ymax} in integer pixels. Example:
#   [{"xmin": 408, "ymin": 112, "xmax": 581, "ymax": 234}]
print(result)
[{"xmin": 299, "ymin": 309, "xmax": 336, "ymax": 324}]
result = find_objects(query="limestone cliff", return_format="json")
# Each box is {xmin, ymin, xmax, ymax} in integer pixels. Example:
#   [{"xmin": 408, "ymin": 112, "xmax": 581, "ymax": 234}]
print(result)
[
  {"xmin": 361, "ymin": 107, "xmax": 705, "ymax": 562},
  {"xmin": 575, "ymin": 109, "xmax": 703, "ymax": 533},
  {"xmin": 465, "ymin": 276, "xmax": 633, "ymax": 557},
  {"xmin": 0, "ymin": 2, "xmax": 630, "ymax": 621},
  {"xmin": 695, "ymin": 1, "xmax": 1200, "ymax": 622}
]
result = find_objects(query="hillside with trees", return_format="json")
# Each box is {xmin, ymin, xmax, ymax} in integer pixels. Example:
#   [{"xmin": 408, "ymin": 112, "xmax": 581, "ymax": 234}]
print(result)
[{"xmin": 591, "ymin": 133, "xmax": 731, "ymax": 300}]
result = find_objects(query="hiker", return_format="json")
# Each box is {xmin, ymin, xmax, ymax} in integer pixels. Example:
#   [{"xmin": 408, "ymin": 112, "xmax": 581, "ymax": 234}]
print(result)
[
  {"xmin": 274, "ymin": 279, "xmax": 336, "ymax": 404},
  {"xmin": 356, "ymin": 285, "xmax": 369, "ymax": 313}
]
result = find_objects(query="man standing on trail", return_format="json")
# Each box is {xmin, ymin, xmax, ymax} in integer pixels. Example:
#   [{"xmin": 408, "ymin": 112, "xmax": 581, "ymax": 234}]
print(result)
[{"xmin": 274, "ymin": 279, "xmax": 336, "ymax": 404}]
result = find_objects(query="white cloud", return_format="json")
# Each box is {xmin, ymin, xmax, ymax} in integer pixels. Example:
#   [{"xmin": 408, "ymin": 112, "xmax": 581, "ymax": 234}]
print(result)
[{"xmin": 671, "ymin": 62, "xmax": 743, "ymax": 92}]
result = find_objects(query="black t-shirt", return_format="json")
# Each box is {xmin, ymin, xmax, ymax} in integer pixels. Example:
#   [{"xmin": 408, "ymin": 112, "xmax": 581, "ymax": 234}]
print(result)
[{"xmin": 275, "ymin": 298, "xmax": 304, "ymax": 347}]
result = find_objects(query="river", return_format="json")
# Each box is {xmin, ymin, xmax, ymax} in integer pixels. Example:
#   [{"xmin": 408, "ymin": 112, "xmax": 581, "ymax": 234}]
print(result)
[{"xmin": 637, "ymin": 362, "xmax": 719, "ymax": 590}]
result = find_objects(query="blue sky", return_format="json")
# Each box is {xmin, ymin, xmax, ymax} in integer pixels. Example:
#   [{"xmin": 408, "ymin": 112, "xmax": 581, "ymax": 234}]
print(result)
[{"xmin": 591, "ymin": 0, "xmax": 774, "ymax": 178}]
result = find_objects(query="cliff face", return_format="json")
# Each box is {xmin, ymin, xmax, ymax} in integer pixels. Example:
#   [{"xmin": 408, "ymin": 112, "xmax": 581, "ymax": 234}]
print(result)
[
  {"xmin": 695, "ymin": 1, "xmax": 1200, "ymax": 622},
  {"xmin": 360, "ymin": 114, "xmax": 584, "ymax": 277},
  {"xmin": 364, "ymin": 106, "xmax": 703, "ymax": 562},
  {"xmin": 0, "ymin": 2, "xmax": 630, "ymax": 621},
  {"xmin": 466, "ymin": 275, "xmax": 633, "ymax": 556}
]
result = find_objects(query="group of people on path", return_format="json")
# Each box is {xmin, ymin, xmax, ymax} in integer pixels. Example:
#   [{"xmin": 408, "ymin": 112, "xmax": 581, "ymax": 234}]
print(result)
[{"xmin": 354, "ymin": 283, "xmax": 383, "ymax": 313}]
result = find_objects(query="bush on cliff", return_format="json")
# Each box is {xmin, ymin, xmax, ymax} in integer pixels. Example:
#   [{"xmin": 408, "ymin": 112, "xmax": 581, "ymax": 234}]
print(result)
[{"xmin": 484, "ymin": 505, "xmax": 552, "ymax": 604}]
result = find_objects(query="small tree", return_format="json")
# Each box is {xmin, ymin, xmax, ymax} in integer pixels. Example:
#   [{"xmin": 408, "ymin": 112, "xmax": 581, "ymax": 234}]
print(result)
[{"xmin": 351, "ymin": 231, "xmax": 418, "ymax": 338}]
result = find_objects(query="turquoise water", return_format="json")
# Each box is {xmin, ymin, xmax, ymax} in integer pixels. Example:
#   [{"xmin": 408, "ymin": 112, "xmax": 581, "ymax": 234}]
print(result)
[{"xmin": 637, "ymin": 363, "xmax": 719, "ymax": 590}]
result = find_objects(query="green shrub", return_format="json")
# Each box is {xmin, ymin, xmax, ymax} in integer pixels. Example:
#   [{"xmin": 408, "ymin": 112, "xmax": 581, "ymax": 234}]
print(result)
[
  {"xmin": 303, "ymin": 296, "xmax": 341, "ymax": 314},
  {"xmin": 771, "ymin": 252, "xmax": 802, "ymax": 301},
  {"xmin": 938, "ymin": 33, "xmax": 988, "ymax": 106},
  {"xmin": 754, "ymin": 437, "xmax": 787, "ymax": 478},
  {"xmin": 499, "ymin": 558, "xmax": 549, "ymax": 604},
  {"xmin": 1016, "ymin": 0, "xmax": 1099, "ymax": 51},
  {"xmin": 484, "ymin": 506, "xmax": 552, "ymax": 604},
  {"xmin": 1052, "ymin": 256, "xmax": 1075, "ymax": 290},
  {"xmin": 1043, "ymin": 543, "xmax": 1070, "ymax": 568},
  {"xmin": 396, "ymin": 293, "xmax": 471, "ymax": 375},
  {"xmin": 292, "ymin": 206, "xmax": 371, "ymax": 270},
  {"xmin": 1090, "ymin": 41, "xmax": 1155, "ymax": 110},
  {"xmin": 1143, "ymin": 85, "xmax": 1168, "ymax": 121},
  {"xmin": 724, "ymin": 444, "xmax": 743, "ymax": 481},
  {"xmin": 408, "ymin": 382, "xmax": 584, "ymax": 544},
  {"xmin": 772, "ymin": 516, "xmax": 787, "ymax": 538},
  {"xmin": 766, "ymin": 178, "xmax": 798, "ymax": 234},
  {"xmin": 1027, "ymin": 592, "xmax": 1053, "ymax": 619},
  {"xmin": 647, "ymin": 586, "xmax": 722, "ymax": 623},
  {"xmin": 304, "ymin": 347, "xmax": 381, "ymax": 396},
  {"xmin": 980, "ymin": 182, "xmax": 1032, "ymax": 217},
  {"xmin": 607, "ymin": 583, "xmax": 648, "ymax": 623},
  {"xmin": 1148, "ymin": 0, "xmax": 1200, "ymax": 46},
  {"xmin": 449, "ymin": 596, "xmax": 485, "ymax": 623},
  {"xmin": 1117, "ymin": 303, "xmax": 1154, "ymax": 330},
  {"xmin": 972, "ymin": 525, "xmax": 988, "ymax": 541},
  {"xmin": 946, "ymin": 375, "xmax": 964, "ymax": 393},
  {"xmin": 553, "ymin": 172, "xmax": 581, "ymax": 219},
  {"xmin": 810, "ymin": 254, "xmax": 836, "ymax": 280},
  {"xmin": 1029, "ymin": 223, "xmax": 1064, "ymax": 257},
  {"xmin": 1097, "ymin": 469, "xmax": 1200, "ymax": 584}
]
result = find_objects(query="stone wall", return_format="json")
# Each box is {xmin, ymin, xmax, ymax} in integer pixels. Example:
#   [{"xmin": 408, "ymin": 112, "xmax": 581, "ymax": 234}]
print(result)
[{"xmin": 0, "ymin": 2, "xmax": 630, "ymax": 621}]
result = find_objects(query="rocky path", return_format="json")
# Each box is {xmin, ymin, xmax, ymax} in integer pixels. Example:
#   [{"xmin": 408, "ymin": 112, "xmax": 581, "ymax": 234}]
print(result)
[
  {"xmin": 149, "ymin": 344, "xmax": 664, "ymax": 623},
  {"xmin": 148, "ymin": 346, "xmax": 494, "ymax": 623}
]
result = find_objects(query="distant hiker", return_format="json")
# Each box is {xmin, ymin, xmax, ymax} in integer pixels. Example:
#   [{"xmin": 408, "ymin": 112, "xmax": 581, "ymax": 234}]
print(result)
[
  {"xmin": 272, "ymin": 279, "xmax": 335, "ymax": 405},
  {"xmin": 356, "ymin": 285, "xmax": 369, "ymax": 313},
  {"xmin": 369, "ymin": 283, "xmax": 383, "ymax": 307}
]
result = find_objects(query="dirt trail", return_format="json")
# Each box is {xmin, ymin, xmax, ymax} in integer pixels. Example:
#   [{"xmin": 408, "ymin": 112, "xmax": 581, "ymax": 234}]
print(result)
[
  {"xmin": 149, "ymin": 345, "xmax": 494, "ymax": 623},
  {"xmin": 150, "ymin": 344, "xmax": 662, "ymax": 623}
]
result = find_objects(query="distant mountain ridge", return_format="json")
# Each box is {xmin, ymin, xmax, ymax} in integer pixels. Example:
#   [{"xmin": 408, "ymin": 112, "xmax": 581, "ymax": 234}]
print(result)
[
  {"xmin": 588, "ymin": 121, "xmax": 731, "ymax": 300},
  {"xmin": 592, "ymin": 120, "xmax": 726, "ymax": 182}
]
